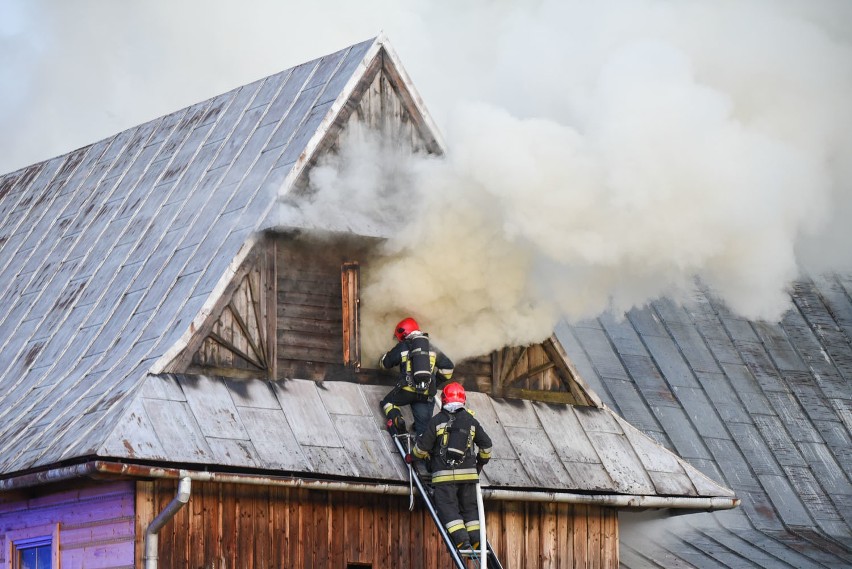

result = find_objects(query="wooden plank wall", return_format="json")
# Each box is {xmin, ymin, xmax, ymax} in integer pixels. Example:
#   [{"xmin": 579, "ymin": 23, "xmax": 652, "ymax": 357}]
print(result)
[
  {"xmin": 0, "ymin": 480, "xmax": 135, "ymax": 568},
  {"xmin": 140, "ymin": 479, "xmax": 619, "ymax": 568},
  {"xmin": 277, "ymin": 239, "xmax": 346, "ymax": 379},
  {"xmin": 348, "ymin": 61, "xmax": 432, "ymax": 155},
  {"xmin": 276, "ymin": 237, "xmax": 373, "ymax": 381}
]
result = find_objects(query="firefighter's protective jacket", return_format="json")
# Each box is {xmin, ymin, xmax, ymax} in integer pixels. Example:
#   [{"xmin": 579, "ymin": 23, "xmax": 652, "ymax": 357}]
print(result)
[
  {"xmin": 413, "ymin": 408, "xmax": 492, "ymax": 484},
  {"xmin": 379, "ymin": 332, "xmax": 454, "ymax": 396}
]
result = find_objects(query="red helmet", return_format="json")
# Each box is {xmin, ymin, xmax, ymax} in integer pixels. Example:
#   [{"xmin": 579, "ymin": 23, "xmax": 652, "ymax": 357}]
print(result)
[
  {"xmin": 394, "ymin": 317, "xmax": 419, "ymax": 342},
  {"xmin": 441, "ymin": 382, "xmax": 466, "ymax": 407}
]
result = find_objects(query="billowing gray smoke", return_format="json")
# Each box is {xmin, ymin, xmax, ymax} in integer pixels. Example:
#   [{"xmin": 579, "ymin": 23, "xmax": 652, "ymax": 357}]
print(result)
[{"xmin": 4, "ymin": 0, "xmax": 852, "ymax": 360}]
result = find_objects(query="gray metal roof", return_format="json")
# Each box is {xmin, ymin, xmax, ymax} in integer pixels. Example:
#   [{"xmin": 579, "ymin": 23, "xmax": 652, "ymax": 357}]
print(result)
[
  {"xmin": 558, "ymin": 276, "xmax": 852, "ymax": 567},
  {"xmin": 98, "ymin": 373, "xmax": 734, "ymax": 499},
  {"xmin": 0, "ymin": 37, "xmax": 377, "ymax": 476}
]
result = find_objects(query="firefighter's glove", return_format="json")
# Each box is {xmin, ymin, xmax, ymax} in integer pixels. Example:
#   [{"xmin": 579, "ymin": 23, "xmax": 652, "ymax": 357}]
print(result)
[
  {"xmin": 476, "ymin": 457, "xmax": 486, "ymax": 474},
  {"xmin": 386, "ymin": 417, "xmax": 407, "ymax": 435}
]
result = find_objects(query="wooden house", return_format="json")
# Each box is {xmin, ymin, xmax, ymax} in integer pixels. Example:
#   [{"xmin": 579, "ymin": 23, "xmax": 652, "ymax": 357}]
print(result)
[{"xmin": 0, "ymin": 37, "xmax": 738, "ymax": 568}]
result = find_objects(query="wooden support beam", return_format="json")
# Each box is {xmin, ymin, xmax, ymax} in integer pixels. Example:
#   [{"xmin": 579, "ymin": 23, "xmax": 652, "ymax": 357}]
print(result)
[
  {"xmin": 491, "ymin": 351, "xmax": 502, "ymax": 397},
  {"xmin": 208, "ymin": 331, "xmax": 266, "ymax": 370},
  {"xmin": 502, "ymin": 388, "xmax": 578, "ymax": 405},
  {"xmin": 506, "ymin": 362, "xmax": 556, "ymax": 387},
  {"xmin": 227, "ymin": 300, "xmax": 266, "ymax": 369},
  {"xmin": 500, "ymin": 346, "xmax": 528, "ymax": 386}
]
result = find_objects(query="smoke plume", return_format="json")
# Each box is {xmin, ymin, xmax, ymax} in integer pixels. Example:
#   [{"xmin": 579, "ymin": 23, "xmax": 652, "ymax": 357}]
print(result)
[{"xmin": 3, "ymin": 1, "xmax": 852, "ymax": 360}]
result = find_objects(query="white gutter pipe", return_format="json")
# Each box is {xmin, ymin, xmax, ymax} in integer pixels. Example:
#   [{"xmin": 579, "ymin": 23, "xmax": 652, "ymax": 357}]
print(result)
[
  {"xmin": 0, "ymin": 461, "xmax": 739, "ymax": 511},
  {"xmin": 480, "ymin": 487, "xmax": 739, "ymax": 510},
  {"xmin": 144, "ymin": 475, "xmax": 191, "ymax": 569}
]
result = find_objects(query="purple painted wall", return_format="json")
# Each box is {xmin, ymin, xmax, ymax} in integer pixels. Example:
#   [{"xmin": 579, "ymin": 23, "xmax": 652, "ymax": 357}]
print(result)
[{"xmin": 0, "ymin": 480, "xmax": 135, "ymax": 568}]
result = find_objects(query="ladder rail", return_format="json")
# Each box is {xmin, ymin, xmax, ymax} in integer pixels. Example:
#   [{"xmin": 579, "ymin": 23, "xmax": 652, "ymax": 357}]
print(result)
[
  {"xmin": 475, "ymin": 482, "xmax": 488, "ymax": 569},
  {"xmin": 484, "ymin": 539, "xmax": 505, "ymax": 569}
]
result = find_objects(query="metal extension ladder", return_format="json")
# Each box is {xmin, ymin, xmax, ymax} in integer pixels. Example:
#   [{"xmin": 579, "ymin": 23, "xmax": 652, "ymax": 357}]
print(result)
[{"xmin": 391, "ymin": 434, "xmax": 505, "ymax": 569}]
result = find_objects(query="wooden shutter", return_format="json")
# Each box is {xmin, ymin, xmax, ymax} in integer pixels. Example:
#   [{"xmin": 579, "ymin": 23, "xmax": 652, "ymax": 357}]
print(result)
[{"xmin": 341, "ymin": 262, "xmax": 360, "ymax": 370}]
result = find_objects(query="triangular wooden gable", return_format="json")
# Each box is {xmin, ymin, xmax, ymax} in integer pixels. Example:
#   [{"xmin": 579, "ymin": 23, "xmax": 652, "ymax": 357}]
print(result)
[
  {"xmin": 287, "ymin": 39, "xmax": 443, "ymax": 195},
  {"xmin": 454, "ymin": 337, "xmax": 599, "ymax": 406},
  {"xmin": 164, "ymin": 247, "xmax": 276, "ymax": 379}
]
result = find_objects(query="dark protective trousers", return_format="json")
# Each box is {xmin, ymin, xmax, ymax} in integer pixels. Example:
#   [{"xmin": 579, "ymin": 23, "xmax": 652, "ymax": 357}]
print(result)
[
  {"xmin": 380, "ymin": 385, "xmax": 434, "ymax": 436},
  {"xmin": 433, "ymin": 483, "xmax": 481, "ymax": 549}
]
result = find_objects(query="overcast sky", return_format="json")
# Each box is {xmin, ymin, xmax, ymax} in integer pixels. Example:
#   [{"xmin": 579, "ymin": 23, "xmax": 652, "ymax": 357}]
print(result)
[{"xmin": 3, "ymin": 0, "xmax": 852, "ymax": 352}]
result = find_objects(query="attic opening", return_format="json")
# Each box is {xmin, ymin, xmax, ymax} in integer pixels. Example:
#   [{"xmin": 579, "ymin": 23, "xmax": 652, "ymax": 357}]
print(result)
[{"xmin": 164, "ymin": 232, "xmax": 594, "ymax": 405}]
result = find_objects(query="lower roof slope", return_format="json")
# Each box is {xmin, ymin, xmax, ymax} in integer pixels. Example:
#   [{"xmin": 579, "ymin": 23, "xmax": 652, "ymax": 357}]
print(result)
[
  {"xmin": 97, "ymin": 373, "xmax": 733, "ymax": 502},
  {"xmin": 557, "ymin": 274, "xmax": 852, "ymax": 568}
]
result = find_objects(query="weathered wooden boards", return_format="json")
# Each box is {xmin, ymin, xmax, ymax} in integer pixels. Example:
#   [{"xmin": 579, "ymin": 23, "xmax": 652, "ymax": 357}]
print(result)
[{"xmin": 140, "ymin": 479, "xmax": 620, "ymax": 569}]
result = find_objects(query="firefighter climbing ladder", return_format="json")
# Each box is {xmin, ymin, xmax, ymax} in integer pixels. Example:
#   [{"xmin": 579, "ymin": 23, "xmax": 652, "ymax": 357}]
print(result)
[{"xmin": 391, "ymin": 434, "xmax": 505, "ymax": 569}]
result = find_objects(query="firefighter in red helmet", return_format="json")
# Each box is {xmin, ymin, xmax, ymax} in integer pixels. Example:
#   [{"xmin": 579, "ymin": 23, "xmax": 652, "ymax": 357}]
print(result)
[
  {"xmin": 412, "ymin": 382, "xmax": 492, "ymax": 552},
  {"xmin": 379, "ymin": 317, "xmax": 455, "ymax": 436}
]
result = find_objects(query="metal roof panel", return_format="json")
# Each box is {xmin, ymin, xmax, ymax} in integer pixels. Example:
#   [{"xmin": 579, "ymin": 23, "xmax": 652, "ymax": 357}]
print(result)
[
  {"xmin": 272, "ymin": 379, "xmax": 342, "ymax": 447},
  {"xmin": 177, "ymin": 374, "xmax": 249, "ymax": 440},
  {"xmin": 236, "ymin": 406, "xmax": 309, "ymax": 471}
]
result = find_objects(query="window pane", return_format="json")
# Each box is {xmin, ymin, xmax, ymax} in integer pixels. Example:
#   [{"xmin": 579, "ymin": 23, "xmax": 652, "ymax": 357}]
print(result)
[
  {"xmin": 19, "ymin": 547, "xmax": 37, "ymax": 569},
  {"xmin": 36, "ymin": 546, "xmax": 52, "ymax": 568},
  {"xmin": 18, "ymin": 545, "xmax": 51, "ymax": 569}
]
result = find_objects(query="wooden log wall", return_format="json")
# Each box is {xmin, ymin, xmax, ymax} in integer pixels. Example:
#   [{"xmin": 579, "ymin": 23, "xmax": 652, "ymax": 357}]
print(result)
[
  {"xmin": 0, "ymin": 480, "xmax": 135, "ymax": 568},
  {"xmin": 139, "ymin": 479, "xmax": 619, "ymax": 568},
  {"xmin": 276, "ymin": 237, "xmax": 369, "ymax": 381}
]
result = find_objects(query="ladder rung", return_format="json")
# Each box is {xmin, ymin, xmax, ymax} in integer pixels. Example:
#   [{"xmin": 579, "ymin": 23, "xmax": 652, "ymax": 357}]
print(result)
[{"xmin": 457, "ymin": 549, "xmax": 491, "ymax": 557}]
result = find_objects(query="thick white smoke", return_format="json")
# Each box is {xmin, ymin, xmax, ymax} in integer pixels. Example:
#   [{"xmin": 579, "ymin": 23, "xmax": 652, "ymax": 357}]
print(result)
[{"xmin": 3, "ymin": 0, "xmax": 852, "ymax": 360}]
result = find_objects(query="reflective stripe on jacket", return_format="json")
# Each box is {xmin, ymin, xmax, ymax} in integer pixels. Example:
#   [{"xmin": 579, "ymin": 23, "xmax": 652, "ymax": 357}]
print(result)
[
  {"xmin": 413, "ymin": 407, "xmax": 492, "ymax": 484},
  {"xmin": 379, "ymin": 332, "xmax": 454, "ymax": 396}
]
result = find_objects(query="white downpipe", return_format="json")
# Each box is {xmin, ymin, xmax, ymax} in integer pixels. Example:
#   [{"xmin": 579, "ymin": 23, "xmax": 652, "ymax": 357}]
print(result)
[
  {"xmin": 144, "ymin": 476, "xmax": 192, "ymax": 569},
  {"xmin": 476, "ymin": 482, "xmax": 487, "ymax": 569}
]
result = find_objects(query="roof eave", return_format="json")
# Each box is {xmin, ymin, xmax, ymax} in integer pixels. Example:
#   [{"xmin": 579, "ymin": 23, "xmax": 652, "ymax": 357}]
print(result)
[{"xmin": 0, "ymin": 460, "xmax": 740, "ymax": 512}]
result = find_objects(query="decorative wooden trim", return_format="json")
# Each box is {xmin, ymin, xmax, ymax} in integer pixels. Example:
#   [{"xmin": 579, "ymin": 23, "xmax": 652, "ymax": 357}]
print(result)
[
  {"xmin": 247, "ymin": 262, "xmax": 266, "ymax": 363},
  {"xmin": 377, "ymin": 39, "xmax": 446, "ymax": 154},
  {"xmin": 265, "ymin": 240, "xmax": 277, "ymax": 380}
]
